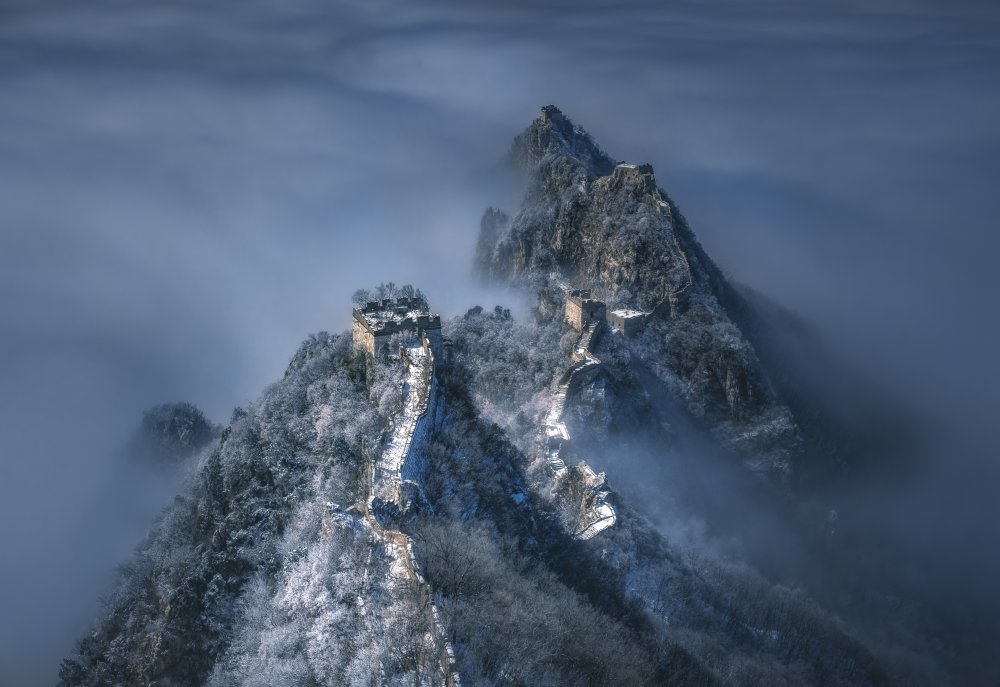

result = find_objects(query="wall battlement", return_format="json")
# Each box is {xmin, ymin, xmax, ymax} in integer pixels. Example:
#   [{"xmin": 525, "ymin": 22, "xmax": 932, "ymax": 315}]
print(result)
[{"xmin": 352, "ymin": 296, "xmax": 442, "ymax": 357}]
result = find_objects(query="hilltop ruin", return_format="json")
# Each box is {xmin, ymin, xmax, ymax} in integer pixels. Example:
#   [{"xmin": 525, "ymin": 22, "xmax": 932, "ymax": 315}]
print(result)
[
  {"xmin": 564, "ymin": 288, "xmax": 648, "ymax": 339},
  {"xmin": 352, "ymin": 296, "xmax": 442, "ymax": 358}
]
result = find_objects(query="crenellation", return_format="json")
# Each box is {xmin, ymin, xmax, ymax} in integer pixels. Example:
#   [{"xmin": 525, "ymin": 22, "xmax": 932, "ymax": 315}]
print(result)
[{"xmin": 352, "ymin": 295, "xmax": 442, "ymax": 358}]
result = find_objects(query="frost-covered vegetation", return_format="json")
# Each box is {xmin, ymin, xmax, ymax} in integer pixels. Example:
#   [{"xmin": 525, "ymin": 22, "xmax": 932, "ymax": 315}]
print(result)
[
  {"xmin": 60, "ymin": 309, "xmax": 897, "ymax": 685},
  {"xmin": 439, "ymin": 345, "xmax": 882, "ymax": 683},
  {"xmin": 59, "ymin": 333, "xmax": 398, "ymax": 685},
  {"xmin": 445, "ymin": 304, "xmax": 568, "ymax": 441},
  {"xmin": 413, "ymin": 519, "xmax": 660, "ymax": 686},
  {"xmin": 128, "ymin": 401, "xmax": 220, "ymax": 465}
]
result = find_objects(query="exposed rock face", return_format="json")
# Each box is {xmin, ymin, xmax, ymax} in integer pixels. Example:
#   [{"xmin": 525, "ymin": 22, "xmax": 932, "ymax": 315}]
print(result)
[
  {"xmin": 477, "ymin": 106, "xmax": 797, "ymax": 478},
  {"xmin": 474, "ymin": 207, "xmax": 509, "ymax": 272},
  {"xmin": 510, "ymin": 104, "xmax": 617, "ymax": 177}
]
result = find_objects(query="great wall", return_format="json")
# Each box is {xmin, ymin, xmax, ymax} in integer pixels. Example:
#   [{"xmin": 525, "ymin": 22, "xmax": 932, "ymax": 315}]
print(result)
[
  {"xmin": 344, "ymin": 287, "xmax": 638, "ymax": 682},
  {"xmin": 348, "ymin": 300, "xmax": 460, "ymax": 687},
  {"xmin": 543, "ymin": 237, "xmax": 691, "ymax": 538},
  {"xmin": 542, "ymin": 289, "xmax": 619, "ymax": 541},
  {"xmin": 365, "ymin": 338, "xmax": 459, "ymax": 687}
]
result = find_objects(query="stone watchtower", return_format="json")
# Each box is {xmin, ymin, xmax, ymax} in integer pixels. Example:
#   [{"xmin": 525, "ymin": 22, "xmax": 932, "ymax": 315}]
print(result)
[
  {"xmin": 564, "ymin": 290, "xmax": 606, "ymax": 331},
  {"xmin": 608, "ymin": 308, "xmax": 647, "ymax": 337},
  {"xmin": 352, "ymin": 296, "xmax": 442, "ymax": 358}
]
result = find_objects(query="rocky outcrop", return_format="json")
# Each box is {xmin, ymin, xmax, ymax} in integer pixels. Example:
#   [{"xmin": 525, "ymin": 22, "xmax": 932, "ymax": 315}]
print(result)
[
  {"xmin": 474, "ymin": 207, "xmax": 509, "ymax": 275},
  {"xmin": 128, "ymin": 401, "xmax": 219, "ymax": 465}
]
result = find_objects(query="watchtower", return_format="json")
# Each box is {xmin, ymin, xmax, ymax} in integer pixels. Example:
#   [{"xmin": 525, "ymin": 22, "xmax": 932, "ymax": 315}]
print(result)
[
  {"xmin": 564, "ymin": 290, "xmax": 606, "ymax": 331},
  {"xmin": 608, "ymin": 309, "xmax": 647, "ymax": 337},
  {"xmin": 352, "ymin": 296, "xmax": 442, "ymax": 358}
]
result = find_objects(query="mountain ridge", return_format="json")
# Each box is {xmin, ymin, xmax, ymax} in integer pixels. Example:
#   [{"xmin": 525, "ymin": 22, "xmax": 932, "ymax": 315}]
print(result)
[{"xmin": 57, "ymin": 109, "xmax": 942, "ymax": 687}]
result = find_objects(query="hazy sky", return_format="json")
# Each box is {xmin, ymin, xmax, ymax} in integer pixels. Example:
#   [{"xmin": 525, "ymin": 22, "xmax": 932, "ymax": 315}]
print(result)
[{"xmin": 1, "ymin": 0, "xmax": 999, "ymax": 683}]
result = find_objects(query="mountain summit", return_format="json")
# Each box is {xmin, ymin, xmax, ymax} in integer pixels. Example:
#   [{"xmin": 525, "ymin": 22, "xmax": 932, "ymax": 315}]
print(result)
[{"xmin": 509, "ymin": 105, "xmax": 616, "ymax": 176}]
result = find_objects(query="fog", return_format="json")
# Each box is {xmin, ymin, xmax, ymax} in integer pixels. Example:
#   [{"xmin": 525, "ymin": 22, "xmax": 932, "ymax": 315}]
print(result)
[{"xmin": 2, "ymin": 0, "xmax": 999, "ymax": 683}]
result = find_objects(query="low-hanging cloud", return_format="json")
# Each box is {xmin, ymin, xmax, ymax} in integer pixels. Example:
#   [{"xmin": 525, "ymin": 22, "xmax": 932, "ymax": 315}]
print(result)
[{"xmin": 1, "ymin": 0, "xmax": 999, "ymax": 683}]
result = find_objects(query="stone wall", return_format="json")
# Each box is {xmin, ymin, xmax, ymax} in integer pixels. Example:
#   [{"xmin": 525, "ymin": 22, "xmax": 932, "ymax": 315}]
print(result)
[
  {"xmin": 608, "ymin": 309, "xmax": 646, "ymax": 338},
  {"xmin": 352, "ymin": 304, "xmax": 443, "ymax": 359},
  {"xmin": 565, "ymin": 297, "xmax": 585, "ymax": 330},
  {"xmin": 565, "ymin": 290, "xmax": 606, "ymax": 331},
  {"xmin": 352, "ymin": 315, "xmax": 376, "ymax": 356}
]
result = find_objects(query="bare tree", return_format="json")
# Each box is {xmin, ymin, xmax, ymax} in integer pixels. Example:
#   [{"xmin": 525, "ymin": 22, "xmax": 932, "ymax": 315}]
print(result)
[{"xmin": 352, "ymin": 289, "xmax": 374, "ymax": 307}]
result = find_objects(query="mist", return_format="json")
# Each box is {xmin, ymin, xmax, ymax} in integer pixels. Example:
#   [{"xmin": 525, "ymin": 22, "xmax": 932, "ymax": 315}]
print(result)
[{"xmin": 2, "ymin": 0, "xmax": 999, "ymax": 683}]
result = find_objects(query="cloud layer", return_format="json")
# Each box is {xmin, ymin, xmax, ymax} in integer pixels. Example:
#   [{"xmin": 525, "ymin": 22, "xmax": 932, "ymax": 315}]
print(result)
[{"xmin": 1, "ymin": 0, "xmax": 998, "ymax": 682}]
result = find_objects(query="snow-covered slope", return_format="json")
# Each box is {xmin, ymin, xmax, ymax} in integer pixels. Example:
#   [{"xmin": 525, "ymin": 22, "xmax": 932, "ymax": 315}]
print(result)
[{"xmin": 59, "ymin": 303, "xmax": 897, "ymax": 686}]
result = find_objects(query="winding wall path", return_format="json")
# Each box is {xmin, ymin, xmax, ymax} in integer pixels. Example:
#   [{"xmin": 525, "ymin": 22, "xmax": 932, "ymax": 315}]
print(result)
[
  {"xmin": 542, "ymin": 322, "xmax": 617, "ymax": 540},
  {"xmin": 364, "ymin": 340, "xmax": 461, "ymax": 687}
]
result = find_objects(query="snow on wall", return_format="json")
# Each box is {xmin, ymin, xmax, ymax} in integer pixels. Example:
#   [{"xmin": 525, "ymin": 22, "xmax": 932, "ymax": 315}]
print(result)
[
  {"xmin": 573, "ymin": 462, "xmax": 617, "ymax": 541},
  {"xmin": 372, "ymin": 342, "xmax": 432, "ymax": 507},
  {"xmin": 365, "ymin": 337, "xmax": 461, "ymax": 687},
  {"xmin": 540, "ymin": 316, "xmax": 617, "ymax": 540}
]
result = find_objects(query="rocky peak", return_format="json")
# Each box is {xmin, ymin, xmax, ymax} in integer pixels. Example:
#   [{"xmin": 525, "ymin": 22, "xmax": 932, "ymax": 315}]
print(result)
[
  {"xmin": 479, "ymin": 107, "xmax": 799, "ymax": 478},
  {"xmin": 510, "ymin": 105, "xmax": 615, "ymax": 177},
  {"xmin": 482, "ymin": 109, "xmax": 696, "ymax": 310}
]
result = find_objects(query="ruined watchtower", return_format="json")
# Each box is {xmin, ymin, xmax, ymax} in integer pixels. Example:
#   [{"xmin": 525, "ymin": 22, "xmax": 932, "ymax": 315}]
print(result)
[
  {"xmin": 608, "ymin": 309, "xmax": 647, "ymax": 337},
  {"xmin": 352, "ymin": 296, "xmax": 442, "ymax": 358},
  {"xmin": 564, "ymin": 289, "xmax": 606, "ymax": 331}
]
